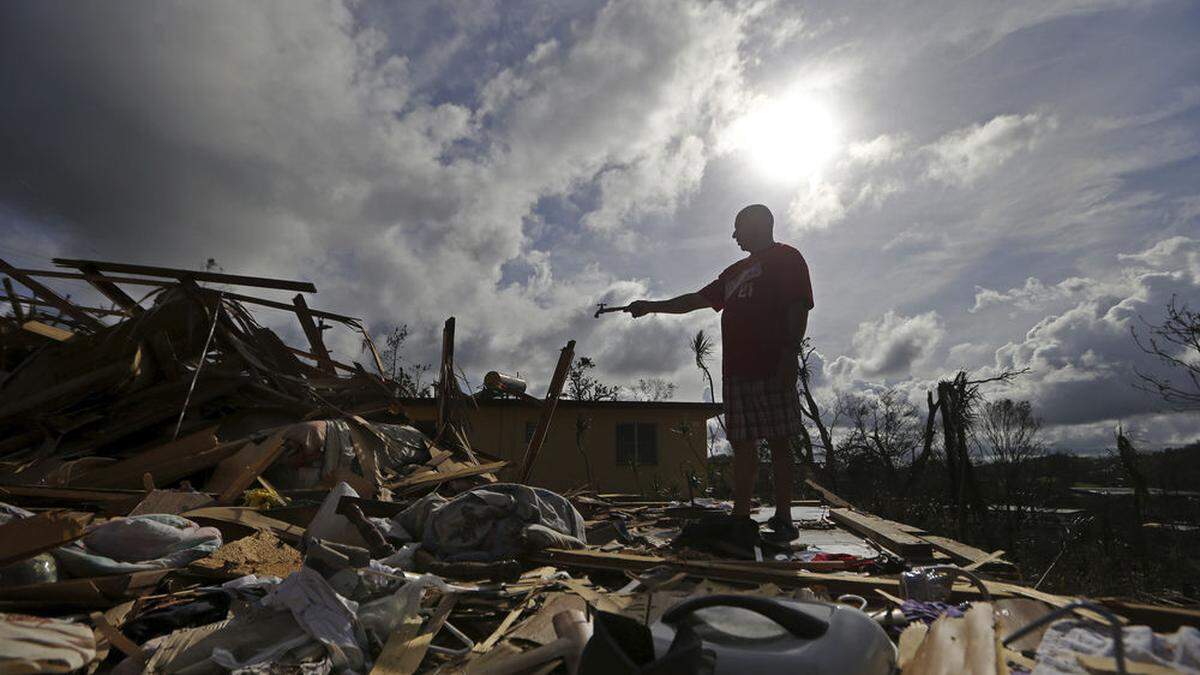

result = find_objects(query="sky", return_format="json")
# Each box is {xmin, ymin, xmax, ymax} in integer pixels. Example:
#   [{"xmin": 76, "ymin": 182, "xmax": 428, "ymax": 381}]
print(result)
[{"xmin": 1, "ymin": 0, "xmax": 1198, "ymax": 453}]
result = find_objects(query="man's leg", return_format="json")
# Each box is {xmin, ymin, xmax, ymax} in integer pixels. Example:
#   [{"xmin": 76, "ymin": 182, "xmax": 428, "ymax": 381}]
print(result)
[
  {"xmin": 730, "ymin": 439, "xmax": 759, "ymax": 517},
  {"xmin": 767, "ymin": 436, "xmax": 794, "ymax": 510}
]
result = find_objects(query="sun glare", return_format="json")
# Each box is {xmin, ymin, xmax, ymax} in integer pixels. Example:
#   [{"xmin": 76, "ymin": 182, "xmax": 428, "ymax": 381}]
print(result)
[{"xmin": 729, "ymin": 94, "xmax": 839, "ymax": 183}]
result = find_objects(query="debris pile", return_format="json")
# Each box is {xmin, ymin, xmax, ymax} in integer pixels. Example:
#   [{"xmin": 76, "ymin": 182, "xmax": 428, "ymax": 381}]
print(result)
[{"xmin": 1, "ymin": 258, "xmax": 1198, "ymax": 674}]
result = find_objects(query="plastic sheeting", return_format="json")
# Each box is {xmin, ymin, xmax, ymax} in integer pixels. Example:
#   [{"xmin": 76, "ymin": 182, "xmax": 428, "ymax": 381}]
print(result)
[{"xmin": 408, "ymin": 483, "xmax": 587, "ymax": 562}]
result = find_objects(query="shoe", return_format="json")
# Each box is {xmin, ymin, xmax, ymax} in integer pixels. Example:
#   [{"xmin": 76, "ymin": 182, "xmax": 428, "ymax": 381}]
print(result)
[{"xmin": 763, "ymin": 514, "xmax": 799, "ymax": 544}]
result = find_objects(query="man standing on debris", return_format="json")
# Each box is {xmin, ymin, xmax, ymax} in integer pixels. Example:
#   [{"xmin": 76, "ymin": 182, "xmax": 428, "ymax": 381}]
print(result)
[{"xmin": 625, "ymin": 204, "xmax": 813, "ymax": 543}]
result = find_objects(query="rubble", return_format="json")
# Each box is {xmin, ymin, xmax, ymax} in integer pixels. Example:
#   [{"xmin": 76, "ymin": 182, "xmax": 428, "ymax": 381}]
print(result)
[{"xmin": 1, "ymin": 257, "xmax": 1198, "ymax": 674}]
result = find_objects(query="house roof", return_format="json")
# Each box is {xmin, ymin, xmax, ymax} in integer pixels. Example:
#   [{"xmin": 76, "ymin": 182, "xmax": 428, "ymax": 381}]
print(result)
[{"xmin": 399, "ymin": 396, "xmax": 724, "ymax": 418}]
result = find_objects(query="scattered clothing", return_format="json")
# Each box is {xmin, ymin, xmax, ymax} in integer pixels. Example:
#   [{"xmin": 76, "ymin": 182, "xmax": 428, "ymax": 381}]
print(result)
[
  {"xmin": 404, "ymin": 483, "xmax": 587, "ymax": 562},
  {"xmin": 52, "ymin": 514, "xmax": 221, "ymax": 577},
  {"xmin": 0, "ymin": 612, "xmax": 95, "ymax": 674},
  {"xmin": 1033, "ymin": 620, "xmax": 1200, "ymax": 674}
]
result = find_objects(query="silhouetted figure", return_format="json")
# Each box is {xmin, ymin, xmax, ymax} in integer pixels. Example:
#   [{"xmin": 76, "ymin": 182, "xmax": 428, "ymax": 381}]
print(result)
[{"xmin": 626, "ymin": 204, "xmax": 813, "ymax": 542}]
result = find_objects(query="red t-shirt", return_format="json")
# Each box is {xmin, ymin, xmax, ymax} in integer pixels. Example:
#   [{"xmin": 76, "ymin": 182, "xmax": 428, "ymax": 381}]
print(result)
[{"xmin": 697, "ymin": 243, "xmax": 814, "ymax": 378}]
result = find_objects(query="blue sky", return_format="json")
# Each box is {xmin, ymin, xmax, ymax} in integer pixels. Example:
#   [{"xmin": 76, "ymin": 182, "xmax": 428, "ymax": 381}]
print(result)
[{"xmin": 1, "ymin": 0, "xmax": 1197, "ymax": 452}]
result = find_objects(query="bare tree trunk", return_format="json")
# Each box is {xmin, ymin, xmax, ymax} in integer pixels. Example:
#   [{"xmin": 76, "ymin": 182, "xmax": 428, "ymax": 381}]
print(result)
[{"xmin": 905, "ymin": 390, "xmax": 940, "ymax": 492}]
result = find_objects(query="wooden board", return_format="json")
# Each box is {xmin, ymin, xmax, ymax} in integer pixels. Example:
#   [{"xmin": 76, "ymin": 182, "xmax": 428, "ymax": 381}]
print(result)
[
  {"xmin": 127, "ymin": 489, "xmax": 213, "ymax": 516},
  {"xmin": 389, "ymin": 461, "xmax": 508, "ymax": 491},
  {"xmin": 919, "ymin": 535, "xmax": 1013, "ymax": 571},
  {"xmin": 206, "ymin": 431, "xmax": 287, "ymax": 503},
  {"xmin": 524, "ymin": 548, "xmax": 1004, "ymax": 600},
  {"xmin": 0, "ymin": 569, "xmax": 174, "ymax": 609},
  {"xmin": 52, "ymin": 258, "xmax": 318, "ymax": 293},
  {"xmin": 828, "ymin": 508, "xmax": 933, "ymax": 559},
  {"xmin": 0, "ymin": 511, "xmax": 94, "ymax": 566},
  {"xmin": 181, "ymin": 506, "xmax": 305, "ymax": 544},
  {"xmin": 21, "ymin": 320, "xmax": 74, "ymax": 342},
  {"xmin": 0, "ymin": 257, "xmax": 104, "ymax": 330},
  {"xmin": 75, "ymin": 427, "xmax": 230, "ymax": 490}
]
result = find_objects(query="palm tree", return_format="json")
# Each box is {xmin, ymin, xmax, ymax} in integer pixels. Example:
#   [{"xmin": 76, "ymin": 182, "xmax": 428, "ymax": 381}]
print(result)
[{"xmin": 690, "ymin": 330, "xmax": 727, "ymax": 437}]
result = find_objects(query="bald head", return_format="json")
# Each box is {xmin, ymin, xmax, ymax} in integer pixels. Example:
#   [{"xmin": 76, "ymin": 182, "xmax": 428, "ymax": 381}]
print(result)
[{"xmin": 732, "ymin": 204, "xmax": 775, "ymax": 253}]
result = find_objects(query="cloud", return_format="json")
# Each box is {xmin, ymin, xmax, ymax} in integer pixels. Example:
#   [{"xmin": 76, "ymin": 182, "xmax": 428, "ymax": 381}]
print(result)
[
  {"xmin": 989, "ymin": 237, "xmax": 1200, "ymax": 426},
  {"xmin": 828, "ymin": 310, "xmax": 945, "ymax": 381},
  {"xmin": 881, "ymin": 227, "xmax": 947, "ymax": 255},
  {"xmin": 925, "ymin": 113, "xmax": 1058, "ymax": 185},
  {"xmin": 0, "ymin": 0, "xmax": 759, "ymax": 392},
  {"xmin": 970, "ymin": 276, "xmax": 1093, "ymax": 313}
]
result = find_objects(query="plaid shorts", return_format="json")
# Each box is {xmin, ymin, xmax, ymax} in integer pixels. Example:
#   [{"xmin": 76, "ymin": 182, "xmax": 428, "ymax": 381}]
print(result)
[{"xmin": 722, "ymin": 372, "xmax": 805, "ymax": 441}]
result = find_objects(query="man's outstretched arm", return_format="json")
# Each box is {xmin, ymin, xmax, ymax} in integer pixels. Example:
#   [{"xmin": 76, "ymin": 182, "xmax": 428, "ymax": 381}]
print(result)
[{"xmin": 625, "ymin": 293, "xmax": 710, "ymax": 318}]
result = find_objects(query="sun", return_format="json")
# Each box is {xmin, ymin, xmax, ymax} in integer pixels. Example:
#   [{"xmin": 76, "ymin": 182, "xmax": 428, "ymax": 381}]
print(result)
[{"xmin": 727, "ymin": 93, "xmax": 839, "ymax": 183}]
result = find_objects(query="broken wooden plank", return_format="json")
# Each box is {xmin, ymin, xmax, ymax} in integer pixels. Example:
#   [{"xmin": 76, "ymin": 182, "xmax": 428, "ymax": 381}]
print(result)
[
  {"xmin": 0, "ymin": 295, "xmax": 135, "ymax": 318},
  {"xmin": 1094, "ymin": 598, "xmax": 1200, "ymax": 633},
  {"xmin": 372, "ymin": 616, "xmax": 425, "ymax": 675},
  {"xmin": 0, "ymin": 569, "xmax": 174, "ymax": 609},
  {"xmin": 74, "ymin": 427, "xmax": 223, "ymax": 489},
  {"xmin": 12, "ymin": 269, "xmax": 360, "ymax": 323},
  {"xmin": 518, "ymin": 339, "xmax": 575, "ymax": 483},
  {"xmin": 3, "ymin": 277, "xmax": 25, "ymax": 322},
  {"xmin": 371, "ymin": 593, "xmax": 458, "ymax": 675},
  {"xmin": 527, "ymin": 548, "xmax": 849, "ymax": 574},
  {"xmin": 127, "ymin": 489, "xmax": 214, "ymax": 516},
  {"xmin": 181, "ymin": 506, "xmax": 305, "ymax": 544},
  {"xmin": 52, "ymin": 258, "xmax": 318, "ymax": 293},
  {"xmin": 0, "ymin": 348, "xmax": 142, "ymax": 420},
  {"xmin": 828, "ymin": 508, "xmax": 933, "ymax": 559},
  {"xmin": 292, "ymin": 294, "xmax": 336, "ymax": 374},
  {"xmin": 0, "ymin": 511, "xmax": 94, "ymax": 566},
  {"xmin": 804, "ymin": 478, "xmax": 853, "ymax": 509},
  {"xmin": 916, "ymin": 534, "xmax": 1003, "ymax": 569},
  {"xmin": 0, "ymin": 257, "xmax": 104, "ymax": 330},
  {"xmin": 205, "ymin": 431, "xmax": 288, "ymax": 504},
  {"xmin": 0, "ymin": 485, "xmax": 145, "ymax": 504},
  {"xmin": 21, "ymin": 320, "xmax": 74, "ymax": 342},
  {"xmin": 389, "ymin": 461, "xmax": 508, "ymax": 491},
  {"xmin": 79, "ymin": 263, "xmax": 144, "ymax": 315},
  {"xmin": 435, "ymin": 317, "xmax": 456, "ymax": 438}
]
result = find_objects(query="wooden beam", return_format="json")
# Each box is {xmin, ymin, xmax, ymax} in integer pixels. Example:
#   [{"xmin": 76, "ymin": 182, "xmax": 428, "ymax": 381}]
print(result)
[
  {"xmin": 0, "ymin": 511, "xmax": 94, "ymax": 567},
  {"xmin": 206, "ymin": 431, "xmax": 288, "ymax": 504},
  {"xmin": 21, "ymin": 320, "xmax": 74, "ymax": 342},
  {"xmin": 292, "ymin": 294, "xmax": 336, "ymax": 375},
  {"xmin": 226, "ymin": 291, "xmax": 358, "ymax": 324},
  {"xmin": 78, "ymin": 263, "xmax": 144, "ymax": 315},
  {"xmin": 13, "ymin": 270, "xmax": 360, "ymax": 324},
  {"xmin": 920, "ymin": 534, "xmax": 1014, "ymax": 571},
  {"xmin": 0, "ymin": 257, "xmax": 104, "ymax": 331},
  {"xmin": 11, "ymin": 268, "xmax": 170, "ymax": 287},
  {"xmin": 2, "ymin": 277, "xmax": 24, "ymax": 322},
  {"xmin": 436, "ymin": 317, "xmax": 455, "ymax": 437},
  {"xmin": 388, "ymin": 460, "xmax": 508, "ymax": 491},
  {"xmin": 73, "ymin": 427, "xmax": 232, "ymax": 490},
  {"xmin": 360, "ymin": 326, "xmax": 388, "ymax": 379},
  {"xmin": 804, "ymin": 478, "xmax": 853, "ymax": 509},
  {"xmin": 829, "ymin": 508, "xmax": 933, "ymax": 559},
  {"xmin": 52, "ymin": 258, "xmax": 317, "ymax": 293},
  {"xmin": 0, "ymin": 485, "xmax": 147, "ymax": 504},
  {"xmin": 518, "ymin": 340, "xmax": 575, "ymax": 483},
  {"xmin": 1, "ymin": 296, "xmax": 130, "ymax": 318},
  {"xmin": 0, "ymin": 349, "xmax": 142, "ymax": 420},
  {"xmin": 526, "ymin": 548, "xmax": 1001, "ymax": 600}
]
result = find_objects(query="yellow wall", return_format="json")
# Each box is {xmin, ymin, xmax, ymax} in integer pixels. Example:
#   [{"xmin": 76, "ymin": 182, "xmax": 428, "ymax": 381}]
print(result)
[{"xmin": 404, "ymin": 402, "xmax": 715, "ymax": 495}]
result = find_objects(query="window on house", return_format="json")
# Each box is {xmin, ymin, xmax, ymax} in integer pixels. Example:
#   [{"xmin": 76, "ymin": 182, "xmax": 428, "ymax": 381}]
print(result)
[{"xmin": 615, "ymin": 422, "xmax": 658, "ymax": 466}]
